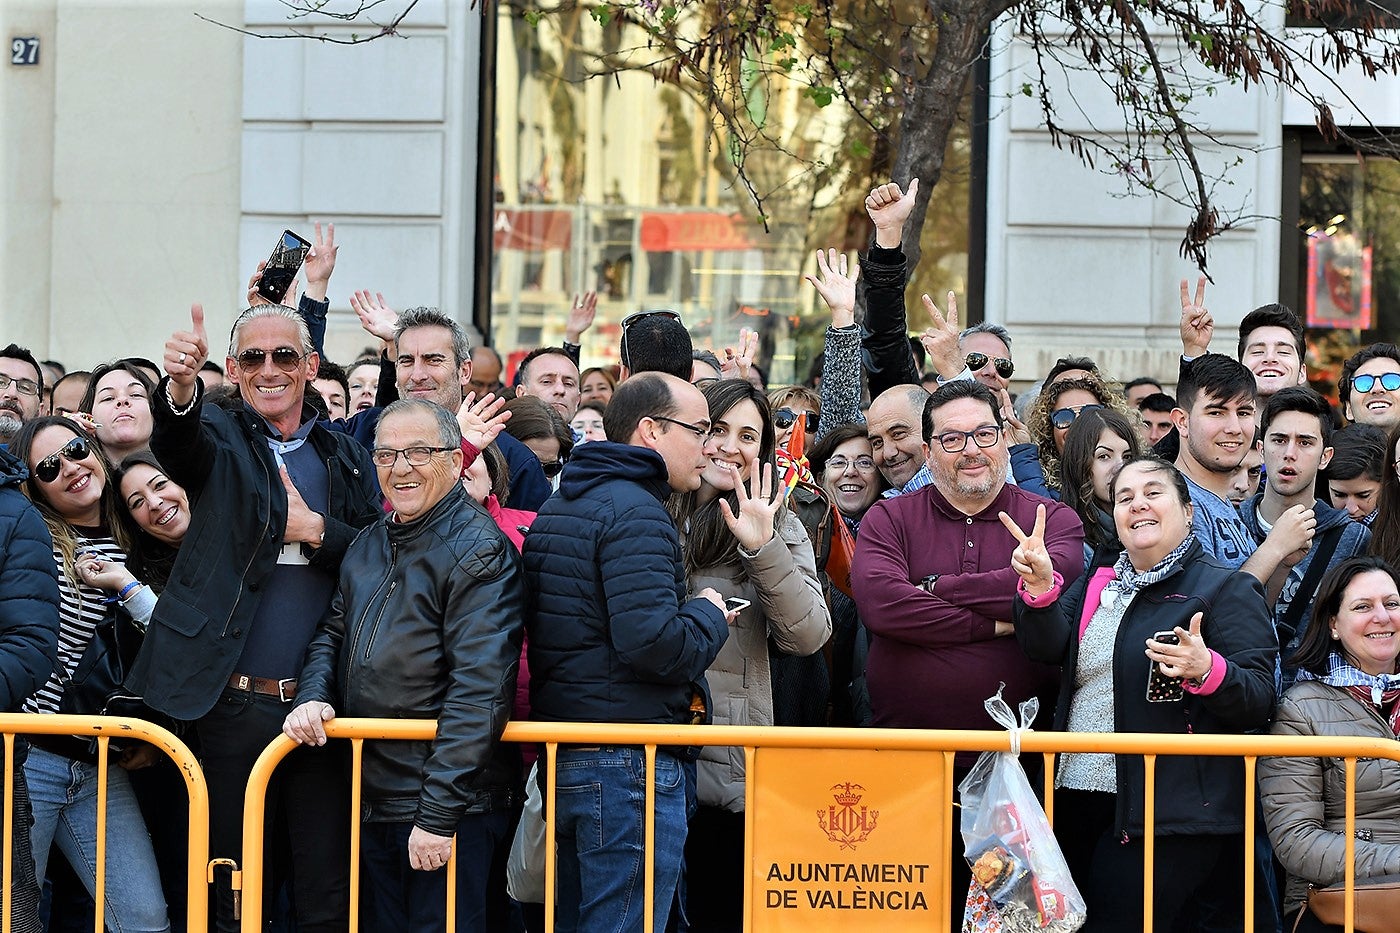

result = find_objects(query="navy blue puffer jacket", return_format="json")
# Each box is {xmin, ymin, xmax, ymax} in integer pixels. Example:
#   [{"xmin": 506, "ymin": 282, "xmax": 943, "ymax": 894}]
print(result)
[
  {"xmin": 524, "ymin": 441, "xmax": 728, "ymax": 725},
  {"xmin": 0, "ymin": 448, "xmax": 59, "ymax": 710}
]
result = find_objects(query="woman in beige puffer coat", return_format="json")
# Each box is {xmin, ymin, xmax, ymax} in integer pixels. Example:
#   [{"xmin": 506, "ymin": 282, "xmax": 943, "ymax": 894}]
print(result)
[
  {"xmin": 669, "ymin": 378, "xmax": 831, "ymax": 931},
  {"xmin": 1260, "ymin": 557, "xmax": 1400, "ymax": 931}
]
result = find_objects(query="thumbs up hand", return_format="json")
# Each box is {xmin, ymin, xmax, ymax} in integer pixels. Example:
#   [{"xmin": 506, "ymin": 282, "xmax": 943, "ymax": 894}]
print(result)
[{"xmin": 164, "ymin": 303, "xmax": 210, "ymax": 406}]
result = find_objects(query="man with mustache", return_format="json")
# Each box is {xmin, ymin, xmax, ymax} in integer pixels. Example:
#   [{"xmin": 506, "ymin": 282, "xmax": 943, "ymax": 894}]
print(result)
[
  {"xmin": 0, "ymin": 345, "xmax": 45, "ymax": 445},
  {"xmin": 852, "ymin": 378, "xmax": 1084, "ymax": 931}
]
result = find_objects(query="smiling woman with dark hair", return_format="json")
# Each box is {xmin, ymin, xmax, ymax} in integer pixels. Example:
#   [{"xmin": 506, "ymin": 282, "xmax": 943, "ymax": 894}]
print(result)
[
  {"xmin": 669, "ymin": 378, "xmax": 831, "ymax": 929},
  {"xmin": 1261, "ymin": 556, "xmax": 1400, "ymax": 931}
]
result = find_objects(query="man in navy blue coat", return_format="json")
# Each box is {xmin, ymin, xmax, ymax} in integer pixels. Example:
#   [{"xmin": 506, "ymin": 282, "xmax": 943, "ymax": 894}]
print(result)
[{"xmin": 523, "ymin": 372, "xmax": 731, "ymax": 933}]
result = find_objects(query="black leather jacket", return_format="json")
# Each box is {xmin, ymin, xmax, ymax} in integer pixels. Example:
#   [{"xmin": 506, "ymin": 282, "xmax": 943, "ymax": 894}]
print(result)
[{"xmin": 297, "ymin": 485, "xmax": 525, "ymax": 834}]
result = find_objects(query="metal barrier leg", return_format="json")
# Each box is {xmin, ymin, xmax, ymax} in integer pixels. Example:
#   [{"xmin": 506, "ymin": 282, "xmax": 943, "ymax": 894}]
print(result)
[
  {"xmin": 349, "ymin": 739, "xmax": 363, "ymax": 933},
  {"xmin": 1243, "ymin": 756, "xmax": 1256, "ymax": 933},
  {"xmin": 3, "ymin": 733, "xmax": 12, "ymax": 933},
  {"xmin": 545, "ymin": 742, "xmax": 557, "ymax": 933},
  {"xmin": 93, "ymin": 737, "xmax": 108, "ymax": 933},
  {"xmin": 1143, "ymin": 754, "xmax": 1156, "ymax": 933},
  {"xmin": 643, "ymin": 745, "xmax": 656, "ymax": 933}
]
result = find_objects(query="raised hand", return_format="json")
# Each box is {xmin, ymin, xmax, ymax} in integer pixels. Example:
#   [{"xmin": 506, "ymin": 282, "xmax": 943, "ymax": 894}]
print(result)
[
  {"xmin": 302, "ymin": 222, "xmax": 338, "ymax": 302},
  {"xmin": 280, "ymin": 465, "xmax": 326, "ymax": 547},
  {"xmin": 999, "ymin": 389, "xmax": 1032, "ymax": 446},
  {"xmin": 719, "ymin": 461, "xmax": 779, "ymax": 552},
  {"xmin": 804, "ymin": 249, "xmax": 857, "ymax": 329},
  {"xmin": 246, "ymin": 261, "xmax": 298, "ymax": 309},
  {"xmin": 1179, "ymin": 276, "xmax": 1213, "ymax": 358},
  {"xmin": 456, "ymin": 392, "xmax": 512, "ymax": 450},
  {"xmin": 999, "ymin": 504, "xmax": 1054, "ymax": 596},
  {"xmin": 865, "ymin": 178, "xmax": 919, "ymax": 248},
  {"xmin": 164, "ymin": 303, "xmax": 209, "ymax": 406},
  {"xmin": 350, "ymin": 290, "xmax": 399, "ymax": 342},
  {"xmin": 919, "ymin": 291, "xmax": 965, "ymax": 380},
  {"xmin": 720, "ymin": 328, "xmax": 759, "ymax": 382},
  {"xmin": 1146, "ymin": 611, "xmax": 1213, "ymax": 683},
  {"xmin": 564, "ymin": 290, "xmax": 599, "ymax": 344}
]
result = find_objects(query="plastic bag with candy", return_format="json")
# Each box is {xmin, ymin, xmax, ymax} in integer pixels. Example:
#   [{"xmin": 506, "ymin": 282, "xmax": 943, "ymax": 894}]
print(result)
[{"xmin": 959, "ymin": 686, "xmax": 1086, "ymax": 933}]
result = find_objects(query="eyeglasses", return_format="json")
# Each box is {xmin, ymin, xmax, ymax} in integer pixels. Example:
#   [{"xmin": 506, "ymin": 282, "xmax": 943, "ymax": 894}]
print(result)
[
  {"xmin": 0, "ymin": 373, "xmax": 40, "ymax": 398},
  {"xmin": 774, "ymin": 408, "xmax": 819, "ymax": 433},
  {"xmin": 370, "ymin": 445, "xmax": 455, "ymax": 468},
  {"xmin": 620, "ymin": 310, "xmax": 684, "ymax": 367},
  {"xmin": 966, "ymin": 353, "xmax": 1014, "ymax": 380},
  {"xmin": 1051, "ymin": 403, "xmax": 1104, "ymax": 431},
  {"xmin": 236, "ymin": 347, "xmax": 304, "ymax": 373},
  {"xmin": 236, "ymin": 347, "xmax": 305, "ymax": 373},
  {"xmin": 935, "ymin": 425, "xmax": 1003, "ymax": 453},
  {"xmin": 1353, "ymin": 372, "xmax": 1400, "ymax": 394},
  {"xmin": 651, "ymin": 415, "xmax": 711, "ymax": 439},
  {"xmin": 34, "ymin": 436, "xmax": 92, "ymax": 483},
  {"xmin": 826, "ymin": 455, "xmax": 876, "ymax": 473},
  {"xmin": 540, "ymin": 460, "xmax": 565, "ymax": 478}
]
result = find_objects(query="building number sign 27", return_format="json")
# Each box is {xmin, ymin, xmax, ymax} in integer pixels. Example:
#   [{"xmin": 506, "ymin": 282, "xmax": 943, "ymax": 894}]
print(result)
[{"xmin": 11, "ymin": 37, "xmax": 40, "ymax": 66}]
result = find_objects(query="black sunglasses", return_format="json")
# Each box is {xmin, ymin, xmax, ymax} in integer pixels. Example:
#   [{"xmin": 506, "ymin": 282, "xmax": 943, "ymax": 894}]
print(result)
[
  {"xmin": 235, "ymin": 347, "xmax": 304, "ymax": 373},
  {"xmin": 1051, "ymin": 403, "xmax": 1104, "ymax": 430},
  {"xmin": 773, "ymin": 408, "xmax": 818, "ymax": 433},
  {"xmin": 966, "ymin": 352, "xmax": 1014, "ymax": 380},
  {"xmin": 620, "ymin": 310, "xmax": 683, "ymax": 367},
  {"xmin": 35, "ymin": 436, "xmax": 92, "ymax": 484},
  {"xmin": 540, "ymin": 460, "xmax": 565, "ymax": 478}
]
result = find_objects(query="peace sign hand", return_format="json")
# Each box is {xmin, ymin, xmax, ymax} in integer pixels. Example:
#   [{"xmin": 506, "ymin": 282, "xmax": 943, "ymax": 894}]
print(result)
[
  {"xmin": 999, "ymin": 504, "xmax": 1054, "ymax": 596},
  {"xmin": 920, "ymin": 291, "xmax": 965, "ymax": 380},
  {"xmin": 719, "ymin": 462, "xmax": 780, "ymax": 552},
  {"xmin": 1145, "ymin": 611, "xmax": 1214, "ymax": 683},
  {"xmin": 1179, "ymin": 276, "xmax": 1213, "ymax": 358}
]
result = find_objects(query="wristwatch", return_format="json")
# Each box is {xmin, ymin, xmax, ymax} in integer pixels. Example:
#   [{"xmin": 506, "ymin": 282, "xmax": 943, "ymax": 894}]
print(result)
[{"xmin": 919, "ymin": 574, "xmax": 941, "ymax": 594}]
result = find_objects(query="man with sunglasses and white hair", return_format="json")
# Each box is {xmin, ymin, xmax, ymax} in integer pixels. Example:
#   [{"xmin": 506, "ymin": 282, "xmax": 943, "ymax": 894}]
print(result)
[{"xmin": 132, "ymin": 302, "xmax": 382, "ymax": 932}]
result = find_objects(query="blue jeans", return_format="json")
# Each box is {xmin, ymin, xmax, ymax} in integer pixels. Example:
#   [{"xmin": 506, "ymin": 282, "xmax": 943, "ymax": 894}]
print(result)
[
  {"xmin": 551, "ymin": 747, "xmax": 686, "ymax": 933},
  {"xmin": 24, "ymin": 744, "xmax": 169, "ymax": 932},
  {"xmin": 360, "ymin": 810, "xmax": 515, "ymax": 932}
]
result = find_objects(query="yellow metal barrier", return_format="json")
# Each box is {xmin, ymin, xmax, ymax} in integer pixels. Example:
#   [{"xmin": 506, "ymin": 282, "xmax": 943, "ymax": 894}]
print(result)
[
  {"xmin": 0, "ymin": 714, "xmax": 207, "ymax": 933},
  {"xmin": 238, "ymin": 720, "xmax": 1400, "ymax": 933}
]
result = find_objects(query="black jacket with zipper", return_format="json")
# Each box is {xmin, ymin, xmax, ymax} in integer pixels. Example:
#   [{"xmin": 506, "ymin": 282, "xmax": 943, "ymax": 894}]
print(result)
[
  {"xmin": 1014, "ymin": 539, "xmax": 1278, "ymax": 838},
  {"xmin": 296, "ymin": 485, "xmax": 525, "ymax": 833},
  {"xmin": 129, "ymin": 379, "xmax": 382, "ymax": 720}
]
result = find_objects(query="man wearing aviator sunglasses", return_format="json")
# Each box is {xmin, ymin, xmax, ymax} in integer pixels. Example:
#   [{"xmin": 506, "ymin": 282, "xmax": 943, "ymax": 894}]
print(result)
[{"xmin": 136, "ymin": 302, "xmax": 383, "ymax": 931}]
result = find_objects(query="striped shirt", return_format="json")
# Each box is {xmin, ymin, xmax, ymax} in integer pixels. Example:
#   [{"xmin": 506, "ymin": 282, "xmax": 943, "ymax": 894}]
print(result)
[{"xmin": 23, "ymin": 535, "xmax": 127, "ymax": 716}]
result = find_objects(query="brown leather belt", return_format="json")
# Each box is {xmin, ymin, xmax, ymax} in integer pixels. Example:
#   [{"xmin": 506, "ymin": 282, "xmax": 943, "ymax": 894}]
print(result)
[{"xmin": 227, "ymin": 673, "xmax": 297, "ymax": 702}]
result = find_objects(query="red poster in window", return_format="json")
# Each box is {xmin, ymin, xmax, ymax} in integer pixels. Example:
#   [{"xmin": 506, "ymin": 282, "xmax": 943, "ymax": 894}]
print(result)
[
  {"xmin": 493, "ymin": 209, "xmax": 573, "ymax": 251},
  {"xmin": 639, "ymin": 212, "xmax": 755, "ymax": 252},
  {"xmin": 1306, "ymin": 232, "xmax": 1373, "ymax": 330}
]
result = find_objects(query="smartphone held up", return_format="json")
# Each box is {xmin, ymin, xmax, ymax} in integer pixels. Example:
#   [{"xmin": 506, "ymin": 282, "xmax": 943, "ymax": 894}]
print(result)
[{"xmin": 256, "ymin": 229, "xmax": 312, "ymax": 304}]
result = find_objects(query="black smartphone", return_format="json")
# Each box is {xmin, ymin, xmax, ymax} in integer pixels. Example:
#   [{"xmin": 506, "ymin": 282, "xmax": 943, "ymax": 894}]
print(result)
[
  {"xmin": 1146, "ymin": 630, "xmax": 1184, "ymax": 703},
  {"xmin": 256, "ymin": 229, "xmax": 312, "ymax": 304}
]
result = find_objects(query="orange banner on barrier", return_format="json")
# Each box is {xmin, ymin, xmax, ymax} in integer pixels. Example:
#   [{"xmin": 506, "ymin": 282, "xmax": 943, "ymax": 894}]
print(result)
[{"xmin": 748, "ymin": 748, "xmax": 948, "ymax": 930}]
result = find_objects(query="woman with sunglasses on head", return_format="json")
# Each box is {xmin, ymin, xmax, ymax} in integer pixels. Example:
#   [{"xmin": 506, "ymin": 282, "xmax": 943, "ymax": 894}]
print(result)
[
  {"xmin": 1010, "ymin": 455, "xmax": 1276, "ymax": 931},
  {"xmin": 670, "ymin": 379, "xmax": 832, "ymax": 930},
  {"xmin": 1023, "ymin": 375, "xmax": 1139, "ymax": 499},
  {"xmin": 8, "ymin": 417, "xmax": 170, "ymax": 932},
  {"xmin": 1058, "ymin": 409, "xmax": 1142, "ymax": 571},
  {"xmin": 1259, "ymin": 556, "xmax": 1400, "ymax": 933}
]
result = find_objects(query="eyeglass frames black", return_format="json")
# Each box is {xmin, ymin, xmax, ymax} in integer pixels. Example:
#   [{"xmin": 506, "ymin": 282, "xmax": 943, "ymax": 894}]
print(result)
[
  {"xmin": 35, "ymin": 436, "xmax": 93, "ymax": 483},
  {"xmin": 934, "ymin": 425, "xmax": 1002, "ymax": 453},
  {"xmin": 0, "ymin": 373, "xmax": 40, "ymax": 397},
  {"xmin": 370, "ymin": 446, "xmax": 456, "ymax": 468},
  {"xmin": 619, "ymin": 310, "xmax": 684, "ymax": 368},
  {"xmin": 652, "ymin": 415, "xmax": 711, "ymax": 439}
]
